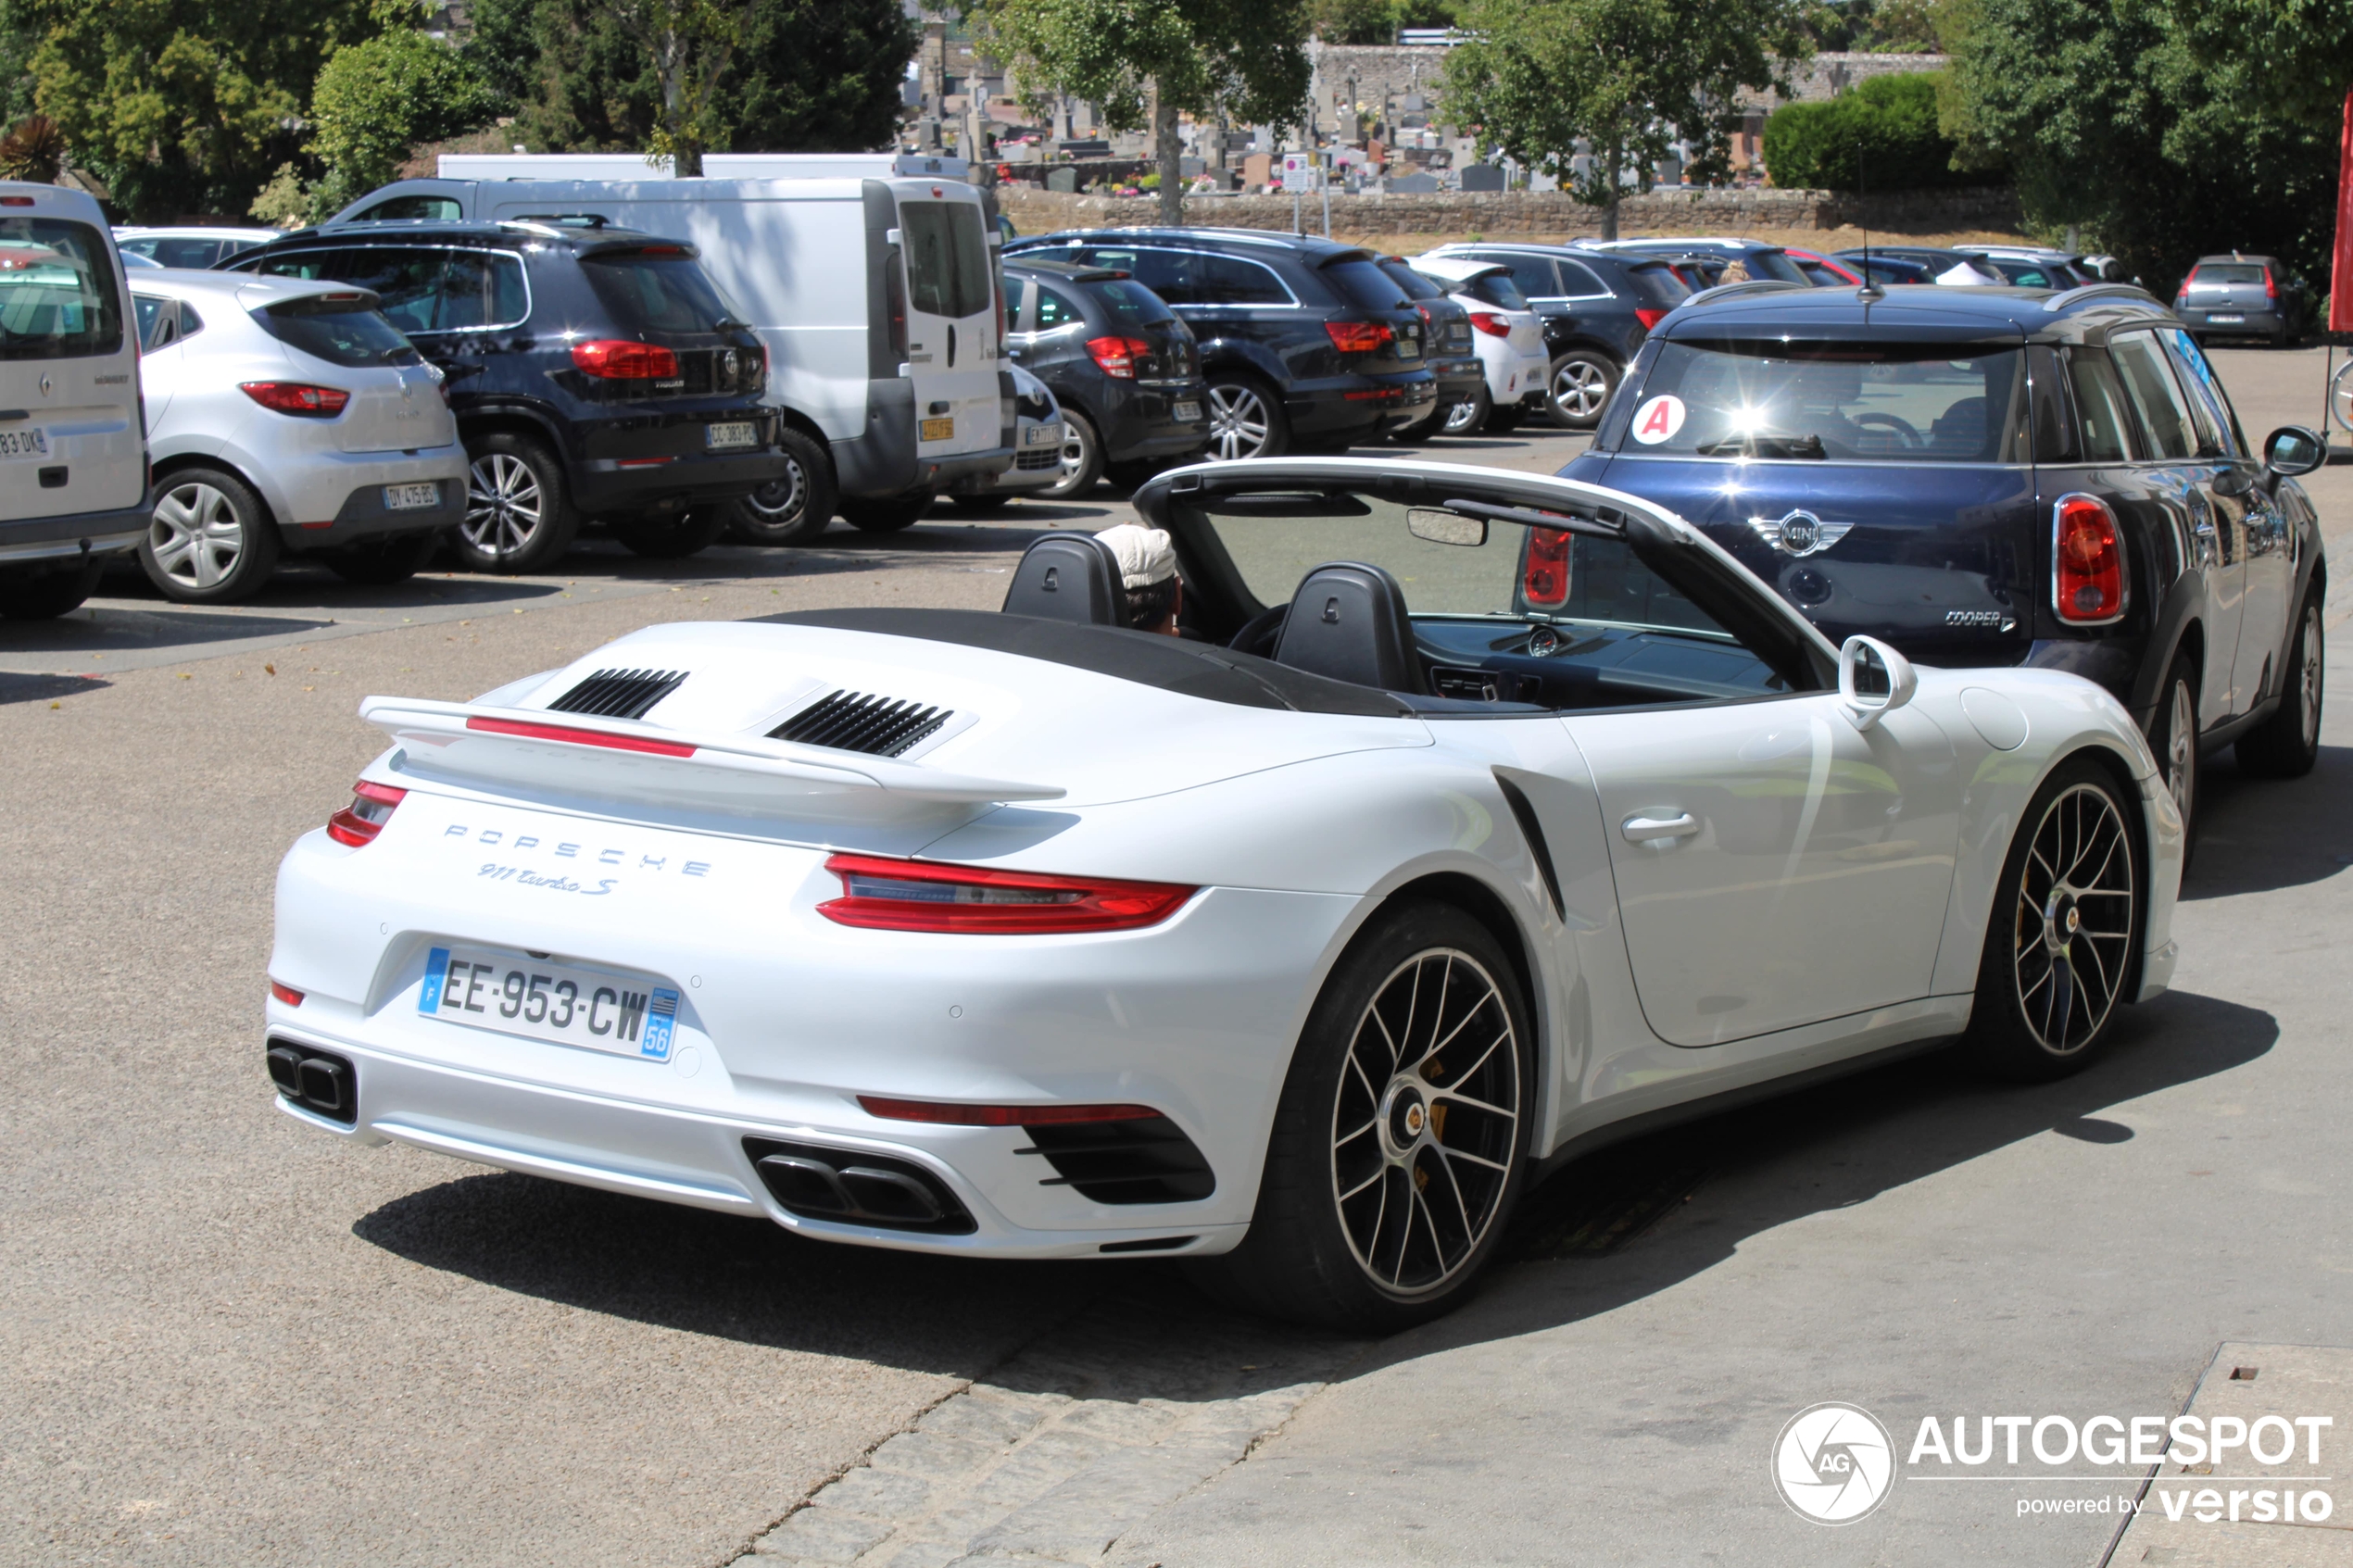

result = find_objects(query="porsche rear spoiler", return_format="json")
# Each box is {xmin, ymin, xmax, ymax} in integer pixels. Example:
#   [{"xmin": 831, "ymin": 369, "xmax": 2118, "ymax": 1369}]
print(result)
[{"xmin": 359, "ymin": 696, "xmax": 1063, "ymax": 809}]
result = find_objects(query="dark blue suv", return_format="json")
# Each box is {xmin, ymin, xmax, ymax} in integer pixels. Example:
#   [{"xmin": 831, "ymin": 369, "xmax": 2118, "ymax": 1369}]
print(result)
[
  {"xmin": 1564, "ymin": 281, "xmax": 2329, "ymax": 840},
  {"xmin": 228, "ymin": 221, "xmax": 783, "ymax": 571}
]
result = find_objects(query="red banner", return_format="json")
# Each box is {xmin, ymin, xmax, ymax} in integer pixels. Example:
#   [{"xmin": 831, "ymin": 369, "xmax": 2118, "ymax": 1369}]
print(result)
[{"xmin": 2333, "ymin": 89, "xmax": 2353, "ymax": 332}]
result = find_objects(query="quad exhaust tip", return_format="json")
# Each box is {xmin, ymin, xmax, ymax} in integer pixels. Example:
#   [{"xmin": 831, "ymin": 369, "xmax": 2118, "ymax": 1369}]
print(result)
[
  {"xmin": 744, "ymin": 1137, "xmax": 977, "ymax": 1235},
  {"xmin": 266, "ymin": 1038, "xmax": 357, "ymax": 1124}
]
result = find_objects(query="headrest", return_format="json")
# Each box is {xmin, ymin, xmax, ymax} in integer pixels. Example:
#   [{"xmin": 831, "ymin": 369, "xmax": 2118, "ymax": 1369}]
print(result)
[
  {"xmin": 1270, "ymin": 560, "xmax": 1427, "ymax": 696},
  {"xmin": 1001, "ymin": 532, "xmax": 1126, "ymax": 626}
]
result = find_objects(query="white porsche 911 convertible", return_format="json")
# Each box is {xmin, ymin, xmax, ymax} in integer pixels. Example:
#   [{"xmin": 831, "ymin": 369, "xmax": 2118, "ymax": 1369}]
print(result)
[{"xmin": 266, "ymin": 458, "xmax": 2182, "ymax": 1330}]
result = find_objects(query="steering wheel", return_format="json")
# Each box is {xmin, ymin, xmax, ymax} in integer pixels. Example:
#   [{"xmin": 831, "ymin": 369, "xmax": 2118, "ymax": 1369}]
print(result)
[
  {"xmin": 1852, "ymin": 412, "xmax": 1923, "ymax": 449},
  {"xmin": 1227, "ymin": 603, "xmax": 1289, "ymax": 657}
]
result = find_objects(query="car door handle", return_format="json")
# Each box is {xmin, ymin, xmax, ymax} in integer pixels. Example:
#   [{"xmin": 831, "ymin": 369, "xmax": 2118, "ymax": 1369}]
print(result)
[{"xmin": 1621, "ymin": 811, "xmax": 1700, "ymax": 843}]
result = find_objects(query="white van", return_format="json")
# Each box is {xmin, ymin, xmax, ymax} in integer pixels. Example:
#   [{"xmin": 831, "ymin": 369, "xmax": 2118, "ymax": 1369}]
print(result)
[
  {"xmin": 0, "ymin": 182, "xmax": 148, "ymax": 618},
  {"xmin": 324, "ymin": 172, "xmax": 1011, "ymax": 540}
]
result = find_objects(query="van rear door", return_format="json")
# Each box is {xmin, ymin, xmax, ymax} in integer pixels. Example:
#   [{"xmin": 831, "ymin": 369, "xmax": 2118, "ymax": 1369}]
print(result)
[
  {"xmin": 892, "ymin": 185, "xmax": 1000, "ymax": 465},
  {"xmin": 0, "ymin": 187, "xmax": 145, "ymax": 529}
]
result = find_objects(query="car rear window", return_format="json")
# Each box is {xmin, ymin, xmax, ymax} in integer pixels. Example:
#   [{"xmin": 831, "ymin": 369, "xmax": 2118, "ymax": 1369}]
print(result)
[
  {"xmin": 1378, "ymin": 260, "xmax": 1446, "ymax": 301},
  {"xmin": 255, "ymin": 295, "xmax": 422, "ymax": 367},
  {"xmin": 0, "ymin": 218, "xmax": 123, "ymax": 359},
  {"xmin": 1322, "ymin": 258, "xmax": 1414, "ymax": 312},
  {"xmin": 2191, "ymin": 263, "xmax": 2266, "ymax": 285},
  {"xmin": 1082, "ymin": 277, "xmax": 1174, "ymax": 326},
  {"xmin": 900, "ymin": 200, "xmax": 992, "ymax": 320},
  {"xmin": 1465, "ymin": 274, "xmax": 1529, "ymax": 310},
  {"xmin": 1617, "ymin": 340, "xmax": 2026, "ymax": 462},
  {"xmin": 1746, "ymin": 250, "xmax": 1808, "ymax": 286},
  {"xmin": 580, "ymin": 248, "xmax": 738, "ymax": 333},
  {"xmin": 1623, "ymin": 263, "xmax": 1692, "ymax": 309}
]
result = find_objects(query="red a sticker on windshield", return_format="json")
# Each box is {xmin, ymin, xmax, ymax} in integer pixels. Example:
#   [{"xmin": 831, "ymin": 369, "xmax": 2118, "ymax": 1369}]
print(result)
[{"xmin": 1632, "ymin": 395, "xmax": 1686, "ymax": 444}]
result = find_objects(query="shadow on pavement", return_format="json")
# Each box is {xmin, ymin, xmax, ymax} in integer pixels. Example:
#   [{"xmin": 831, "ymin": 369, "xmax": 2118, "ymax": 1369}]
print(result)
[
  {"xmin": 0, "ymin": 671, "xmax": 109, "ymax": 705},
  {"xmin": 0, "ymin": 605, "xmax": 339, "ymax": 658},
  {"xmin": 2183, "ymin": 743, "xmax": 2353, "ymax": 900}
]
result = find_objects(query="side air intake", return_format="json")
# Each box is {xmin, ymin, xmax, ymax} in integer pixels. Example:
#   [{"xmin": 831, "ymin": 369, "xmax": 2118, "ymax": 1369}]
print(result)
[
  {"xmin": 771, "ymin": 691, "xmax": 952, "ymax": 757},
  {"xmin": 547, "ymin": 668, "xmax": 686, "ymax": 721}
]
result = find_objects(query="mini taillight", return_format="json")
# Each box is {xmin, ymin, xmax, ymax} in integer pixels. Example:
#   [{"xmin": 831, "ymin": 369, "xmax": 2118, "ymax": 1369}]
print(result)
[
  {"xmin": 327, "ymin": 779, "xmax": 407, "ymax": 847},
  {"xmin": 2053, "ymin": 494, "xmax": 2125, "ymax": 623},
  {"xmin": 1523, "ymin": 527, "xmax": 1572, "ymax": 607},
  {"xmin": 269, "ymin": 980, "xmax": 304, "ymax": 1007},
  {"xmin": 241, "ymin": 382, "xmax": 349, "ymax": 417},
  {"xmin": 1468, "ymin": 311, "xmax": 1511, "ymax": 337},
  {"xmin": 1086, "ymin": 334, "xmax": 1151, "ymax": 378},
  {"xmin": 1634, "ymin": 307, "xmax": 1668, "ymax": 331},
  {"xmin": 570, "ymin": 339, "xmax": 680, "ymax": 379},
  {"xmin": 1325, "ymin": 320, "xmax": 1395, "ymax": 354},
  {"xmin": 817, "ymin": 853, "xmax": 1195, "ymax": 934},
  {"xmin": 858, "ymin": 1096, "xmax": 1160, "ymax": 1125}
]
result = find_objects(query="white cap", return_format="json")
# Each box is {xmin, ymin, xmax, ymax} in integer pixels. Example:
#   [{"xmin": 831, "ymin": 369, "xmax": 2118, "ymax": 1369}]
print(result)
[{"xmin": 1094, "ymin": 523, "xmax": 1176, "ymax": 590}]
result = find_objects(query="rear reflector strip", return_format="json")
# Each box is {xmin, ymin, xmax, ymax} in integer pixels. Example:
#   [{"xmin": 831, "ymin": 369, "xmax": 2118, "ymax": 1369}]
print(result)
[
  {"xmin": 466, "ymin": 715, "xmax": 697, "ymax": 757},
  {"xmin": 858, "ymin": 1096, "xmax": 1161, "ymax": 1126},
  {"xmin": 269, "ymin": 980, "xmax": 304, "ymax": 1007}
]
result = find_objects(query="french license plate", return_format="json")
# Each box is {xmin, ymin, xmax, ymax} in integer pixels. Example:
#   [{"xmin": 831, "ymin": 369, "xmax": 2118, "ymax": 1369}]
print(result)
[
  {"xmin": 1022, "ymin": 421, "xmax": 1062, "ymax": 447},
  {"xmin": 383, "ymin": 481, "xmax": 440, "ymax": 510},
  {"xmin": 1173, "ymin": 400, "xmax": 1202, "ymax": 422},
  {"xmin": 420, "ymin": 946, "xmax": 681, "ymax": 1061},
  {"xmin": 0, "ymin": 426, "xmax": 50, "ymax": 460},
  {"xmin": 2209, "ymin": 313, "xmax": 2245, "ymax": 323},
  {"xmin": 1398, "ymin": 337, "xmax": 1422, "ymax": 359},
  {"xmin": 705, "ymin": 420, "xmax": 758, "ymax": 450},
  {"xmin": 921, "ymin": 416, "xmax": 956, "ymax": 442}
]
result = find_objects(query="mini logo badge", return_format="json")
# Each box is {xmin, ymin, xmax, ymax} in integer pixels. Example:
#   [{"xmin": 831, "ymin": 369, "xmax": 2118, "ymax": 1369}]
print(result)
[
  {"xmin": 1773, "ymin": 1402, "xmax": 1895, "ymax": 1524},
  {"xmin": 1749, "ymin": 509, "xmax": 1853, "ymax": 558}
]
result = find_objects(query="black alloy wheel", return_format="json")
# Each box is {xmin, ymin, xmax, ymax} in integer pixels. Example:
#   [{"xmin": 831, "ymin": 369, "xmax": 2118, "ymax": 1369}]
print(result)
[
  {"xmin": 2151, "ymin": 653, "xmax": 2199, "ymax": 859},
  {"xmin": 724, "ymin": 427, "xmax": 837, "ymax": 546},
  {"xmin": 2236, "ymin": 588, "xmax": 2324, "ymax": 777},
  {"xmin": 1205, "ymin": 374, "xmax": 1289, "ymax": 460}
]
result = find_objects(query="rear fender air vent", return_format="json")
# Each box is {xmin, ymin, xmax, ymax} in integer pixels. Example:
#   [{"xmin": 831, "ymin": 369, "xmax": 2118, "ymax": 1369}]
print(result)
[
  {"xmin": 1020, "ymin": 1117, "xmax": 1216, "ymax": 1205},
  {"xmin": 547, "ymin": 668, "xmax": 687, "ymax": 721},
  {"xmin": 771, "ymin": 690, "xmax": 952, "ymax": 758}
]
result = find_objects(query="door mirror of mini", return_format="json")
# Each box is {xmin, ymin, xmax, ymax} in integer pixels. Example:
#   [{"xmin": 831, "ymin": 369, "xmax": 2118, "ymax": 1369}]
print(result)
[
  {"xmin": 1839, "ymin": 634, "xmax": 1917, "ymax": 731},
  {"xmin": 2263, "ymin": 425, "xmax": 2326, "ymax": 477},
  {"xmin": 1406, "ymin": 508, "xmax": 1487, "ymax": 547}
]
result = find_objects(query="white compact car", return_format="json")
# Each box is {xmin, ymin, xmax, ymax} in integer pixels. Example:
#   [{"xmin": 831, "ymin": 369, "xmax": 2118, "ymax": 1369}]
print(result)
[
  {"xmin": 1410, "ymin": 254, "xmax": 1551, "ymax": 436},
  {"xmin": 266, "ymin": 458, "xmax": 2183, "ymax": 1331},
  {"xmin": 111, "ymin": 224, "xmax": 280, "ymax": 270},
  {"xmin": 945, "ymin": 363, "xmax": 1063, "ymax": 514},
  {"xmin": 131, "ymin": 270, "xmax": 467, "ymax": 600}
]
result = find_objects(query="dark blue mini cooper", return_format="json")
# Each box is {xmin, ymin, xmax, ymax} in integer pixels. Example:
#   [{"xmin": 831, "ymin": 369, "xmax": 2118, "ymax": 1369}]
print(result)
[{"xmin": 1562, "ymin": 281, "xmax": 2329, "ymax": 840}]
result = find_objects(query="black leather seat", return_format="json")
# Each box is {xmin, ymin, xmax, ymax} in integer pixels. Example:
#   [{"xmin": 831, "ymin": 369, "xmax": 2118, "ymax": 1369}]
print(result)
[
  {"xmin": 1270, "ymin": 561, "xmax": 1428, "ymax": 695},
  {"xmin": 1001, "ymin": 532, "xmax": 1125, "ymax": 627}
]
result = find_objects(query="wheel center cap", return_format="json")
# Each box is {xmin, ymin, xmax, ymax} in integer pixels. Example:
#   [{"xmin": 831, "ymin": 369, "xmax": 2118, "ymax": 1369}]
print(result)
[
  {"xmin": 2045, "ymin": 888, "xmax": 2081, "ymax": 952},
  {"xmin": 1381, "ymin": 1082, "xmax": 1428, "ymax": 1155}
]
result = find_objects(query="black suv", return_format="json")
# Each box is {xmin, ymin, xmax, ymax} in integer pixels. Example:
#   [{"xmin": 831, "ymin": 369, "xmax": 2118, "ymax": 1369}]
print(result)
[
  {"xmin": 1001, "ymin": 258, "xmax": 1209, "ymax": 495},
  {"xmin": 1563, "ymin": 281, "xmax": 2330, "ymax": 840},
  {"xmin": 1002, "ymin": 229, "xmax": 1437, "ymax": 458},
  {"xmin": 1421, "ymin": 242, "xmax": 1691, "ymax": 430},
  {"xmin": 1374, "ymin": 257, "xmax": 1486, "ymax": 444},
  {"xmin": 226, "ymin": 221, "xmax": 783, "ymax": 571}
]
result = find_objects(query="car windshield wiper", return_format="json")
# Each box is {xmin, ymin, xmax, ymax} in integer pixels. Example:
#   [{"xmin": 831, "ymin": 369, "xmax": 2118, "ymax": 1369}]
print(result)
[{"xmin": 1693, "ymin": 433, "xmax": 1827, "ymax": 458}]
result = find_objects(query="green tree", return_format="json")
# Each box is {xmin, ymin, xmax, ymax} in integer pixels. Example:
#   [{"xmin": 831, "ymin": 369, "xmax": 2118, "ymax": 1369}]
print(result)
[
  {"xmin": 19, "ymin": 0, "xmax": 392, "ymax": 219},
  {"xmin": 588, "ymin": 0, "xmax": 754, "ymax": 175},
  {"xmin": 1760, "ymin": 69, "xmax": 1976, "ymax": 188},
  {"xmin": 308, "ymin": 27, "xmax": 499, "ymax": 214},
  {"xmin": 1308, "ymin": 0, "xmax": 1458, "ymax": 42},
  {"xmin": 1442, "ymin": 0, "xmax": 1811, "ymax": 238},
  {"xmin": 975, "ymin": 0, "xmax": 1314, "ymax": 225}
]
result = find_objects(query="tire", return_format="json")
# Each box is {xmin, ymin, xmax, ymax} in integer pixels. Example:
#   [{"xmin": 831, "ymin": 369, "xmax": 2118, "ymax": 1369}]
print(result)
[
  {"xmin": 141, "ymin": 467, "xmax": 281, "ymax": 604},
  {"xmin": 1040, "ymin": 409, "xmax": 1102, "ymax": 498},
  {"xmin": 0, "ymin": 555, "xmax": 103, "ymax": 619},
  {"xmin": 1441, "ymin": 384, "xmax": 1492, "ymax": 437},
  {"xmin": 455, "ymin": 433, "xmax": 575, "ymax": 574},
  {"xmin": 1204, "ymin": 373, "xmax": 1290, "ymax": 460},
  {"xmin": 840, "ymin": 489, "xmax": 935, "ymax": 533},
  {"xmin": 2149, "ymin": 653, "xmax": 2199, "ymax": 854},
  {"xmin": 613, "ymin": 508, "xmax": 728, "ymax": 558},
  {"xmin": 1964, "ymin": 757, "xmax": 2145, "ymax": 1081},
  {"xmin": 1546, "ymin": 350, "xmax": 1617, "ymax": 430},
  {"xmin": 1485, "ymin": 403, "xmax": 1526, "ymax": 434},
  {"xmin": 947, "ymin": 492, "xmax": 1013, "ymax": 514},
  {"xmin": 1388, "ymin": 403, "xmax": 1447, "ymax": 445},
  {"xmin": 1185, "ymin": 900, "xmax": 1533, "ymax": 1332},
  {"xmin": 322, "ymin": 529, "xmax": 440, "ymax": 585},
  {"xmin": 2235, "ymin": 588, "xmax": 2324, "ymax": 778},
  {"xmin": 724, "ymin": 427, "xmax": 836, "ymax": 546}
]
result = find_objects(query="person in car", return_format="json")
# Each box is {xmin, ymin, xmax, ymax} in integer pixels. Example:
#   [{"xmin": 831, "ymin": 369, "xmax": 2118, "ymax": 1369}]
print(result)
[{"xmin": 1096, "ymin": 523, "xmax": 1185, "ymax": 636}]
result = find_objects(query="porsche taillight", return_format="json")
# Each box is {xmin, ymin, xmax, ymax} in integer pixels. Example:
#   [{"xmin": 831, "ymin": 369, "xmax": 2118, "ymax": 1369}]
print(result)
[
  {"xmin": 327, "ymin": 780, "xmax": 407, "ymax": 847},
  {"xmin": 2053, "ymin": 494, "xmax": 2126, "ymax": 624},
  {"xmin": 1523, "ymin": 527, "xmax": 1572, "ymax": 607},
  {"xmin": 817, "ymin": 853, "xmax": 1195, "ymax": 934}
]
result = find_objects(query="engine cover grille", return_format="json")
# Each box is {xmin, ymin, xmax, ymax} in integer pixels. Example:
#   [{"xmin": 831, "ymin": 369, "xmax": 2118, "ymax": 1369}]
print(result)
[
  {"xmin": 547, "ymin": 668, "xmax": 686, "ymax": 721},
  {"xmin": 771, "ymin": 691, "xmax": 951, "ymax": 757}
]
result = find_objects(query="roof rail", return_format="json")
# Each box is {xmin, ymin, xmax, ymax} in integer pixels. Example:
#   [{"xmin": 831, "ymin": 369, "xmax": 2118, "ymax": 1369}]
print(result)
[
  {"xmin": 2044, "ymin": 282, "xmax": 2166, "ymax": 314},
  {"xmin": 1680, "ymin": 279, "xmax": 1813, "ymax": 308}
]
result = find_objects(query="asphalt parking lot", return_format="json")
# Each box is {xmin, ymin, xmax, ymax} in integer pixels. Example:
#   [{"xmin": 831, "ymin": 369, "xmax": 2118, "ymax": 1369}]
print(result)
[{"xmin": 6, "ymin": 349, "xmax": 2351, "ymax": 1568}]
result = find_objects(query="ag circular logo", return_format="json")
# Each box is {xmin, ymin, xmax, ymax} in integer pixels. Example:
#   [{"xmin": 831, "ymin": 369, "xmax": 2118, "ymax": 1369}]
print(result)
[{"xmin": 1772, "ymin": 1402, "xmax": 1895, "ymax": 1524}]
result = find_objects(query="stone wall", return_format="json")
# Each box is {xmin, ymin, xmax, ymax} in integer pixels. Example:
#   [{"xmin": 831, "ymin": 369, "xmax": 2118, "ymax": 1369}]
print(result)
[{"xmin": 1301, "ymin": 44, "xmax": 1950, "ymax": 119}]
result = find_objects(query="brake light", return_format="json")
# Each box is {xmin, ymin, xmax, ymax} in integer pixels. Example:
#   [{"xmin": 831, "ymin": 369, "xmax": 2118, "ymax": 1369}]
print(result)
[
  {"xmin": 1086, "ymin": 334, "xmax": 1151, "ymax": 378},
  {"xmin": 241, "ymin": 382, "xmax": 349, "ymax": 417},
  {"xmin": 2265, "ymin": 269, "xmax": 2279, "ymax": 300},
  {"xmin": 0, "ymin": 195, "xmax": 32, "ymax": 207},
  {"xmin": 1468, "ymin": 311, "xmax": 1511, "ymax": 337},
  {"xmin": 858, "ymin": 1097, "xmax": 1160, "ymax": 1125},
  {"xmin": 464, "ymin": 715, "xmax": 697, "ymax": 756},
  {"xmin": 570, "ymin": 340, "xmax": 680, "ymax": 379},
  {"xmin": 269, "ymin": 980, "xmax": 305, "ymax": 1007},
  {"xmin": 817, "ymin": 853, "xmax": 1195, "ymax": 934},
  {"xmin": 2053, "ymin": 494, "xmax": 2125, "ymax": 623},
  {"xmin": 1634, "ymin": 307, "xmax": 1668, "ymax": 331},
  {"xmin": 1523, "ymin": 527, "xmax": 1571, "ymax": 607},
  {"xmin": 326, "ymin": 779, "xmax": 407, "ymax": 847},
  {"xmin": 1326, "ymin": 320, "xmax": 1394, "ymax": 354},
  {"xmin": 1416, "ymin": 304, "xmax": 1432, "ymax": 324}
]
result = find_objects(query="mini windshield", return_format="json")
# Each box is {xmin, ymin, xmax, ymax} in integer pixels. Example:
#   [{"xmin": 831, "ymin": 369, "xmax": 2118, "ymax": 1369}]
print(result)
[{"xmin": 1616, "ymin": 340, "xmax": 2027, "ymax": 462}]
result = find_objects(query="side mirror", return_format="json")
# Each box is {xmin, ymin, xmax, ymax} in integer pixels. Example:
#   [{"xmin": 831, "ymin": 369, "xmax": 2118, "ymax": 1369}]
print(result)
[
  {"xmin": 1840, "ymin": 634, "xmax": 1917, "ymax": 731},
  {"xmin": 2264, "ymin": 425, "xmax": 2327, "ymax": 477}
]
